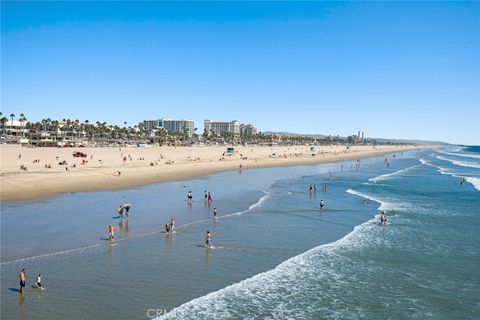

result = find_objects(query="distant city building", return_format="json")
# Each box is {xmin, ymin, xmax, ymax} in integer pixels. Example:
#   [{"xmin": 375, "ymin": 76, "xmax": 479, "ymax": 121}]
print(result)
[
  {"xmin": 140, "ymin": 118, "xmax": 195, "ymax": 137},
  {"xmin": 141, "ymin": 120, "xmax": 162, "ymax": 131},
  {"xmin": 204, "ymin": 120, "xmax": 240, "ymax": 137},
  {"xmin": 240, "ymin": 123, "xmax": 257, "ymax": 136}
]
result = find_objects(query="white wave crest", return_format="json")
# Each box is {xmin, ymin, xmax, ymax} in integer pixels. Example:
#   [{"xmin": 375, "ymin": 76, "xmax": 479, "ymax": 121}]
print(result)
[
  {"xmin": 437, "ymin": 150, "xmax": 480, "ymax": 160},
  {"xmin": 465, "ymin": 177, "xmax": 480, "ymax": 191},
  {"xmin": 436, "ymin": 156, "xmax": 480, "ymax": 169},
  {"xmin": 368, "ymin": 165, "xmax": 420, "ymax": 183},
  {"xmin": 419, "ymin": 158, "xmax": 430, "ymax": 165}
]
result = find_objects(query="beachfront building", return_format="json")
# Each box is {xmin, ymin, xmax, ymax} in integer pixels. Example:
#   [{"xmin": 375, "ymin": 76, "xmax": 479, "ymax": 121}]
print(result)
[
  {"xmin": 240, "ymin": 123, "xmax": 257, "ymax": 137},
  {"xmin": 140, "ymin": 118, "xmax": 195, "ymax": 137},
  {"xmin": 204, "ymin": 120, "xmax": 241, "ymax": 137},
  {"xmin": 0, "ymin": 120, "xmax": 25, "ymax": 139}
]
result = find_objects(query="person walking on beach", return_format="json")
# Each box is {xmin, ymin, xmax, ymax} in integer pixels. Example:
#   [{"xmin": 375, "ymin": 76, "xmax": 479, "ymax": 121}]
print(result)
[
  {"xmin": 118, "ymin": 205, "xmax": 124, "ymax": 219},
  {"xmin": 320, "ymin": 200, "xmax": 325, "ymax": 211},
  {"xmin": 205, "ymin": 231, "xmax": 212, "ymax": 248},
  {"xmin": 36, "ymin": 273, "xmax": 43, "ymax": 290},
  {"xmin": 19, "ymin": 269, "xmax": 26, "ymax": 293},
  {"xmin": 108, "ymin": 224, "xmax": 115, "ymax": 240}
]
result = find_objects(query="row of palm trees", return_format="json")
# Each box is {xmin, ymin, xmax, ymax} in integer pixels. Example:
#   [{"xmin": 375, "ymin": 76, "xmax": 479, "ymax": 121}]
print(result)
[{"xmin": 1, "ymin": 113, "xmax": 381, "ymax": 146}]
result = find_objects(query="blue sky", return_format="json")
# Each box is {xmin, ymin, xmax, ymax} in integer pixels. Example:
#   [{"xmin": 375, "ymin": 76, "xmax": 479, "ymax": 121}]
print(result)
[{"xmin": 1, "ymin": 1, "xmax": 479, "ymax": 145}]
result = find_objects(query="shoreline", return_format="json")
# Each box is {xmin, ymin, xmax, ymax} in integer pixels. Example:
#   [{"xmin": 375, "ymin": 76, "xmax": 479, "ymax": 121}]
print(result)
[{"xmin": 0, "ymin": 144, "xmax": 428, "ymax": 203}]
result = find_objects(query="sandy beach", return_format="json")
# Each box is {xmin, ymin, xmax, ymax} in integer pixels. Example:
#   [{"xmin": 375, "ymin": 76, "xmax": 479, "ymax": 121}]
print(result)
[{"xmin": 1, "ymin": 144, "xmax": 421, "ymax": 202}]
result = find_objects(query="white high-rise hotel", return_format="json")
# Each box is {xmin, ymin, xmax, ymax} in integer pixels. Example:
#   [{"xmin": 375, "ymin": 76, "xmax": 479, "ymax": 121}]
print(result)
[
  {"xmin": 141, "ymin": 118, "xmax": 195, "ymax": 137},
  {"xmin": 204, "ymin": 120, "xmax": 240, "ymax": 137}
]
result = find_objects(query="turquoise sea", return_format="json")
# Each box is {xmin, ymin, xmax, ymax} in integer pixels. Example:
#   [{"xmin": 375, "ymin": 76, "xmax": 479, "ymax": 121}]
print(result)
[{"xmin": 1, "ymin": 147, "xmax": 479, "ymax": 319}]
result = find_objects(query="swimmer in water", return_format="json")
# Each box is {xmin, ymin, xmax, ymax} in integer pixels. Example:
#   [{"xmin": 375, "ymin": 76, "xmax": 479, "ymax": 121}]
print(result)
[
  {"xmin": 170, "ymin": 218, "xmax": 176, "ymax": 231},
  {"xmin": 380, "ymin": 211, "xmax": 385, "ymax": 224}
]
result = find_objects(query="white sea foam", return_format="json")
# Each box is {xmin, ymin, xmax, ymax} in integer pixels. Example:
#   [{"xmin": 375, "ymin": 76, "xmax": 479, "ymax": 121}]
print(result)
[
  {"xmin": 464, "ymin": 177, "xmax": 480, "ymax": 191},
  {"xmin": 425, "ymin": 162, "xmax": 454, "ymax": 175},
  {"xmin": 0, "ymin": 243, "xmax": 102, "ymax": 266},
  {"xmin": 437, "ymin": 150, "xmax": 480, "ymax": 160},
  {"xmin": 436, "ymin": 155, "xmax": 480, "ymax": 169},
  {"xmin": 419, "ymin": 158, "xmax": 430, "ymax": 165},
  {"xmin": 368, "ymin": 165, "xmax": 420, "ymax": 182}
]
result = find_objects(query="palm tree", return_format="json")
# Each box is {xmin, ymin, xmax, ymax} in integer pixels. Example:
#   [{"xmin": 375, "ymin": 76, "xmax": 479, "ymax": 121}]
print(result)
[
  {"xmin": 0, "ymin": 116, "xmax": 8, "ymax": 139},
  {"xmin": 9, "ymin": 113, "xmax": 15, "ymax": 138},
  {"xmin": 19, "ymin": 113, "xmax": 26, "ymax": 138}
]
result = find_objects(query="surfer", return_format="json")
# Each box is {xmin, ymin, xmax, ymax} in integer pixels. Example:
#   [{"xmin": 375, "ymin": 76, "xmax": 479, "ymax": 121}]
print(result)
[
  {"xmin": 19, "ymin": 269, "xmax": 26, "ymax": 293},
  {"xmin": 205, "ymin": 231, "xmax": 212, "ymax": 247},
  {"xmin": 118, "ymin": 205, "xmax": 124, "ymax": 219},
  {"xmin": 108, "ymin": 224, "xmax": 115, "ymax": 240},
  {"xmin": 36, "ymin": 273, "xmax": 43, "ymax": 289},
  {"xmin": 320, "ymin": 200, "xmax": 325, "ymax": 211},
  {"xmin": 213, "ymin": 208, "xmax": 218, "ymax": 218}
]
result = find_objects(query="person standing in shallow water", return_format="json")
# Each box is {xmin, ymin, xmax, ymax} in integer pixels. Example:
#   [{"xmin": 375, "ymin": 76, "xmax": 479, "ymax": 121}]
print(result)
[
  {"xmin": 19, "ymin": 268, "xmax": 26, "ymax": 293},
  {"xmin": 213, "ymin": 208, "xmax": 218, "ymax": 218},
  {"xmin": 320, "ymin": 200, "xmax": 325, "ymax": 211},
  {"xmin": 108, "ymin": 224, "xmax": 115, "ymax": 240},
  {"xmin": 205, "ymin": 231, "xmax": 212, "ymax": 247},
  {"xmin": 118, "ymin": 205, "xmax": 124, "ymax": 219}
]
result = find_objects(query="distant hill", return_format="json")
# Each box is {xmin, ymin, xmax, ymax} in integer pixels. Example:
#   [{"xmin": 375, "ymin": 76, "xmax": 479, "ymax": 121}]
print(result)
[
  {"xmin": 263, "ymin": 131, "xmax": 448, "ymax": 145},
  {"xmin": 263, "ymin": 131, "xmax": 327, "ymax": 139}
]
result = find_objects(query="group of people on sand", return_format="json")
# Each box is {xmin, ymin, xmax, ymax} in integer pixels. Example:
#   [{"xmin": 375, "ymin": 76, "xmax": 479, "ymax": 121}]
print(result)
[{"xmin": 18, "ymin": 268, "xmax": 43, "ymax": 293}]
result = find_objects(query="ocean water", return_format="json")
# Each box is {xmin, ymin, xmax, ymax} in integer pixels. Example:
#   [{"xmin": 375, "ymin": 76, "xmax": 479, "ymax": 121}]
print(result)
[
  {"xmin": 1, "ymin": 147, "xmax": 479, "ymax": 320},
  {"xmin": 158, "ymin": 146, "xmax": 480, "ymax": 320}
]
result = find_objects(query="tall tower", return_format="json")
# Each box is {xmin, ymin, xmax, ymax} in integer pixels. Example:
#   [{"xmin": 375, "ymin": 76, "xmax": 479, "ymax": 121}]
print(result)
[{"xmin": 361, "ymin": 131, "xmax": 364, "ymax": 141}]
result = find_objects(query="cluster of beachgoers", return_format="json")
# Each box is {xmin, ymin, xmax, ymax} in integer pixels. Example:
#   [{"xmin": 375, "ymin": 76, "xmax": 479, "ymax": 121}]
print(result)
[{"xmin": 0, "ymin": 144, "xmax": 422, "ymax": 203}]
